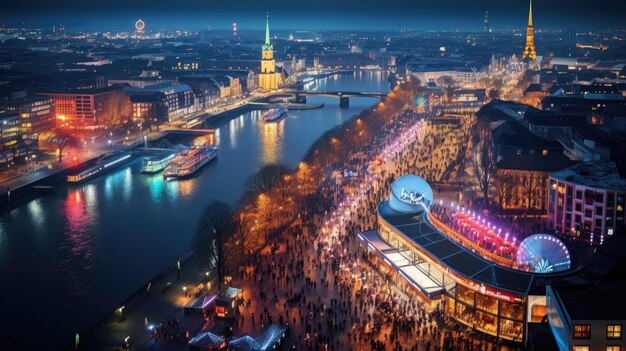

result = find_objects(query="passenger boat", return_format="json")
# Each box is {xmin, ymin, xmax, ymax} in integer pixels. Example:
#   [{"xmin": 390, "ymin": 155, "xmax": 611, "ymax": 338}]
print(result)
[
  {"xmin": 67, "ymin": 154, "xmax": 132, "ymax": 183},
  {"xmin": 141, "ymin": 153, "xmax": 175, "ymax": 174},
  {"xmin": 163, "ymin": 141, "xmax": 218, "ymax": 179},
  {"xmin": 262, "ymin": 107, "xmax": 288, "ymax": 123}
]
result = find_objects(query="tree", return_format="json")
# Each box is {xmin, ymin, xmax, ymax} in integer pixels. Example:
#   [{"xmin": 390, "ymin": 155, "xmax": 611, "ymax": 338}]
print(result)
[
  {"xmin": 469, "ymin": 127, "xmax": 497, "ymax": 207},
  {"xmin": 195, "ymin": 201, "xmax": 235, "ymax": 292},
  {"xmin": 436, "ymin": 75, "xmax": 457, "ymax": 91},
  {"xmin": 232, "ymin": 208, "xmax": 256, "ymax": 266},
  {"xmin": 244, "ymin": 163, "xmax": 290, "ymax": 195},
  {"xmin": 46, "ymin": 130, "xmax": 82, "ymax": 162},
  {"xmin": 495, "ymin": 172, "xmax": 515, "ymax": 210},
  {"xmin": 521, "ymin": 173, "xmax": 542, "ymax": 210}
]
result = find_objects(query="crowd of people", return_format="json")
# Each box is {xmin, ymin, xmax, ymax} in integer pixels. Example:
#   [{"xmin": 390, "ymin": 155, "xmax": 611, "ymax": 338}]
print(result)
[{"xmin": 232, "ymin": 102, "xmax": 515, "ymax": 350}]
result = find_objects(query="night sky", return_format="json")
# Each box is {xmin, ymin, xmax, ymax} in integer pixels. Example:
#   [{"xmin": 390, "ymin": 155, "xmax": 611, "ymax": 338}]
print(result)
[{"xmin": 1, "ymin": 0, "xmax": 625, "ymax": 30}]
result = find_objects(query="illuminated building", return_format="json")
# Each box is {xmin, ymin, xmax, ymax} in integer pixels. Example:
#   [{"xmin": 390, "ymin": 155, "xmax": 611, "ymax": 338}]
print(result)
[
  {"xmin": 522, "ymin": 0, "xmax": 537, "ymax": 60},
  {"xmin": 127, "ymin": 84, "xmax": 198, "ymax": 123},
  {"xmin": 548, "ymin": 162, "xmax": 626, "ymax": 245},
  {"xmin": 40, "ymin": 86, "xmax": 131, "ymax": 130},
  {"xmin": 2, "ymin": 97, "xmax": 54, "ymax": 138},
  {"xmin": 358, "ymin": 175, "xmax": 577, "ymax": 344},
  {"xmin": 0, "ymin": 113, "xmax": 20, "ymax": 153},
  {"xmin": 258, "ymin": 13, "xmax": 279, "ymax": 91}
]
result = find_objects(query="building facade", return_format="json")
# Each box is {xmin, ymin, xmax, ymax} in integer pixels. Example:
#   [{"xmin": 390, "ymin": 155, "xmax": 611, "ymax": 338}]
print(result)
[
  {"xmin": 40, "ymin": 86, "xmax": 131, "ymax": 129},
  {"xmin": 2, "ymin": 97, "xmax": 54, "ymax": 138},
  {"xmin": 127, "ymin": 84, "xmax": 198, "ymax": 123},
  {"xmin": 548, "ymin": 162, "xmax": 626, "ymax": 245}
]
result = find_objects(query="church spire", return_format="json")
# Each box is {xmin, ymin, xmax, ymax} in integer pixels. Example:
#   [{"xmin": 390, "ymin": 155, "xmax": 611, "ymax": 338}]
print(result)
[
  {"xmin": 264, "ymin": 12, "xmax": 271, "ymax": 47},
  {"xmin": 522, "ymin": 0, "xmax": 537, "ymax": 60},
  {"xmin": 527, "ymin": 0, "xmax": 533, "ymax": 27}
]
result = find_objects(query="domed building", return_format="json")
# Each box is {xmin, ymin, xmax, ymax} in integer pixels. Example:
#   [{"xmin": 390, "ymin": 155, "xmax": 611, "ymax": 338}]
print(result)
[
  {"xmin": 388, "ymin": 174, "xmax": 433, "ymax": 214},
  {"xmin": 358, "ymin": 174, "xmax": 583, "ymax": 345}
]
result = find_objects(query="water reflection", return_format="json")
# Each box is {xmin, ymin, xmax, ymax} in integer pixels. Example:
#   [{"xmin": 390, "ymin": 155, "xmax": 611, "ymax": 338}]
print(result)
[
  {"xmin": 59, "ymin": 189, "xmax": 98, "ymax": 296},
  {"xmin": 27, "ymin": 199, "xmax": 45, "ymax": 232},
  {"xmin": 228, "ymin": 114, "xmax": 246, "ymax": 148},
  {"xmin": 260, "ymin": 118, "xmax": 285, "ymax": 165}
]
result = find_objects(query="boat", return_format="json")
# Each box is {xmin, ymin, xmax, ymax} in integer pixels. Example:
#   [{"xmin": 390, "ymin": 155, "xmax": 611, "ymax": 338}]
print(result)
[
  {"xmin": 67, "ymin": 154, "xmax": 132, "ymax": 184},
  {"xmin": 163, "ymin": 141, "xmax": 218, "ymax": 179},
  {"xmin": 141, "ymin": 153, "xmax": 175, "ymax": 174},
  {"xmin": 262, "ymin": 107, "xmax": 288, "ymax": 123}
]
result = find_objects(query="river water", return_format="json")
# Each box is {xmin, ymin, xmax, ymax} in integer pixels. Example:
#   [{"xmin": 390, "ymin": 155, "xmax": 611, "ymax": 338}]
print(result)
[{"xmin": 0, "ymin": 71, "xmax": 389, "ymax": 349}]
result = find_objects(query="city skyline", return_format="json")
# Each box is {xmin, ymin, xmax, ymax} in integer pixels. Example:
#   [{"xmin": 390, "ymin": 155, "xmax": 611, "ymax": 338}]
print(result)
[
  {"xmin": 1, "ymin": 0, "xmax": 626, "ymax": 31},
  {"xmin": 1, "ymin": 0, "xmax": 625, "ymax": 350}
]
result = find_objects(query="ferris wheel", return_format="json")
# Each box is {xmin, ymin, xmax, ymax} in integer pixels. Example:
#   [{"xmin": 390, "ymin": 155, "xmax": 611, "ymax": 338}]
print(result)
[
  {"xmin": 135, "ymin": 19, "xmax": 145, "ymax": 32},
  {"xmin": 516, "ymin": 234, "xmax": 571, "ymax": 273},
  {"xmin": 414, "ymin": 95, "xmax": 428, "ymax": 112}
]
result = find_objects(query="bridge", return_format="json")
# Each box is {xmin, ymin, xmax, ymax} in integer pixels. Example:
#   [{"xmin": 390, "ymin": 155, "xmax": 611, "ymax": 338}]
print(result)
[{"xmin": 281, "ymin": 89, "xmax": 387, "ymax": 107}]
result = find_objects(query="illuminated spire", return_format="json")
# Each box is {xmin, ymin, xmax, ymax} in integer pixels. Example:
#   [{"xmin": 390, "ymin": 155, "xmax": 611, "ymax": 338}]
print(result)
[
  {"xmin": 528, "ymin": 0, "xmax": 533, "ymax": 27},
  {"xmin": 522, "ymin": 0, "xmax": 537, "ymax": 60},
  {"xmin": 264, "ymin": 12, "xmax": 271, "ymax": 47}
]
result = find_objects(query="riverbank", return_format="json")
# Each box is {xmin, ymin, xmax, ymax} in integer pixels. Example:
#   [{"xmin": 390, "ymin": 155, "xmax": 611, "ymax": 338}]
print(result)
[
  {"xmin": 77, "ymin": 78, "xmax": 411, "ymax": 350},
  {"xmin": 0, "ymin": 71, "xmax": 392, "ymax": 350}
]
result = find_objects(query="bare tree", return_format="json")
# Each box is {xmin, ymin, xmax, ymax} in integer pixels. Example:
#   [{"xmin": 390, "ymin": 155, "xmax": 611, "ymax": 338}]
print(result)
[
  {"xmin": 436, "ymin": 75, "xmax": 457, "ymax": 91},
  {"xmin": 46, "ymin": 130, "xmax": 82, "ymax": 162},
  {"xmin": 232, "ymin": 208, "xmax": 256, "ymax": 266},
  {"xmin": 521, "ymin": 173, "xmax": 542, "ymax": 210},
  {"xmin": 244, "ymin": 163, "xmax": 290, "ymax": 195},
  {"xmin": 195, "ymin": 201, "xmax": 235, "ymax": 291},
  {"xmin": 469, "ymin": 127, "xmax": 497, "ymax": 207},
  {"xmin": 495, "ymin": 172, "xmax": 516, "ymax": 210}
]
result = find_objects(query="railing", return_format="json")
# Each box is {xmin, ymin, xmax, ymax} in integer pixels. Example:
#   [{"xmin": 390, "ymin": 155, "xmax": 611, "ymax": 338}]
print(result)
[{"xmin": 427, "ymin": 212, "xmax": 517, "ymax": 269}]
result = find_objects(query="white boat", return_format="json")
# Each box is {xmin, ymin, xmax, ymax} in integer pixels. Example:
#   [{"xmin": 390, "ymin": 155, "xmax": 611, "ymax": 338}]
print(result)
[
  {"xmin": 163, "ymin": 141, "xmax": 218, "ymax": 179},
  {"xmin": 67, "ymin": 154, "xmax": 132, "ymax": 183},
  {"xmin": 262, "ymin": 107, "xmax": 288, "ymax": 123},
  {"xmin": 141, "ymin": 153, "xmax": 175, "ymax": 174}
]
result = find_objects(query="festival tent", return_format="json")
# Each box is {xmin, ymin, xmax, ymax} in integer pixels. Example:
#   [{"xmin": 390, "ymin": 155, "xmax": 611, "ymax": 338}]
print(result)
[
  {"xmin": 228, "ymin": 324, "xmax": 288, "ymax": 351},
  {"xmin": 188, "ymin": 331, "xmax": 226, "ymax": 351},
  {"xmin": 184, "ymin": 294, "xmax": 217, "ymax": 315}
]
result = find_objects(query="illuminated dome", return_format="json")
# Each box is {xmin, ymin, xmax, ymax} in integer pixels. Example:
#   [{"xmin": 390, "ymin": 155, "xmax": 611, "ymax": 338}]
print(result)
[
  {"xmin": 388, "ymin": 174, "xmax": 433, "ymax": 214},
  {"xmin": 516, "ymin": 234, "xmax": 571, "ymax": 273}
]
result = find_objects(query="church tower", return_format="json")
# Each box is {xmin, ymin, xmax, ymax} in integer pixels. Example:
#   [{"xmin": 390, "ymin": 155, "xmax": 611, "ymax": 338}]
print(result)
[
  {"xmin": 522, "ymin": 0, "xmax": 537, "ymax": 60},
  {"xmin": 259, "ymin": 13, "xmax": 278, "ymax": 90}
]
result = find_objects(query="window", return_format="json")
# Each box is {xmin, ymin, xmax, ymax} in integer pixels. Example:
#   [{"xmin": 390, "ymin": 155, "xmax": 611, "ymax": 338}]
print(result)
[
  {"xmin": 573, "ymin": 346, "xmax": 589, "ymax": 351},
  {"xmin": 606, "ymin": 346, "xmax": 621, "ymax": 351},
  {"xmin": 574, "ymin": 324, "xmax": 591, "ymax": 339},
  {"xmin": 608, "ymin": 325, "xmax": 622, "ymax": 339}
]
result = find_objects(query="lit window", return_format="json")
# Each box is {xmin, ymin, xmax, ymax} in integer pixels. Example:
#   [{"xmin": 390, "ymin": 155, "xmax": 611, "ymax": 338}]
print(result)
[
  {"xmin": 573, "ymin": 347, "xmax": 589, "ymax": 351},
  {"xmin": 542, "ymin": 149, "xmax": 548, "ymax": 156},
  {"xmin": 574, "ymin": 324, "xmax": 591, "ymax": 339},
  {"xmin": 608, "ymin": 325, "xmax": 622, "ymax": 339},
  {"xmin": 606, "ymin": 346, "xmax": 621, "ymax": 351}
]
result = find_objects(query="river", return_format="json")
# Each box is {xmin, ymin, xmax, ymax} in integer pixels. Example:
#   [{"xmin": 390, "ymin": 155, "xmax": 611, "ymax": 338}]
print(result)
[{"xmin": 0, "ymin": 70, "xmax": 389, "ymax": 349}]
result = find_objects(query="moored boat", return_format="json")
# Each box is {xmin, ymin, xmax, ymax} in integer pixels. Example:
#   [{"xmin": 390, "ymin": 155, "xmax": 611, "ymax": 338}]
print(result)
[
  {"xmin": 67, "ymin": 154, "xmax": 132, "ymax": 184},
  {"xmin": 262, "ymin": 107, "xmax": 288, "ymax": 123},
  {"xmin": 141, "ymin": 153, "xmax": 175, "ymax": 174},
  {"xmin": 163, "ymin": 141, "xmax": 218, "ymax": 179}
]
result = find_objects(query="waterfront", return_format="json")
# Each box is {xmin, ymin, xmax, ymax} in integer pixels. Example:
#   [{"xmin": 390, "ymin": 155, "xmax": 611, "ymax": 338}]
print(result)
[{"xmin": 0, "ymin": 71, "xmax": 389, "ymax": 349}]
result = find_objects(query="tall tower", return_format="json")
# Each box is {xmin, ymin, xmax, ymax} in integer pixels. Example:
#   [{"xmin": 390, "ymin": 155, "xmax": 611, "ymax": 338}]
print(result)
[
  {"xmin": 484, "ymin": 12, "xmax": 490, "ymax": 33},
  {"xmin": 522, "ymin": 0, "xmax": 537, "ymax": 60},
  {"xmin": 259, "ymin": 13, "xmax": 278, "ymax": 91}
]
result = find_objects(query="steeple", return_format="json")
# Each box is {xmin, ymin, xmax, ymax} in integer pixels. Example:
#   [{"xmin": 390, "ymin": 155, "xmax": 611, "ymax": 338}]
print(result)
[
  {"xmin": 522, "ymin": 0, "xmax": 537, "ymax": 60},
  {"xmin": 527, "ymin": 0, "xmax": 533, "ymax": 27},
  {"xmin": 263, "ymin": 12, "xmax": 272, "ymax": 50}
]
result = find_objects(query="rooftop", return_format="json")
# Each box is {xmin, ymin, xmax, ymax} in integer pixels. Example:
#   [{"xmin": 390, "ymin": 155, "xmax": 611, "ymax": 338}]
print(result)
[
  {"xmin": 497, "ymin": 153, "xmax": 578, "ymax": 172},
  {"xmin": 551, "ymin": 161, "xmax": 626, "ymax": 192}
]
